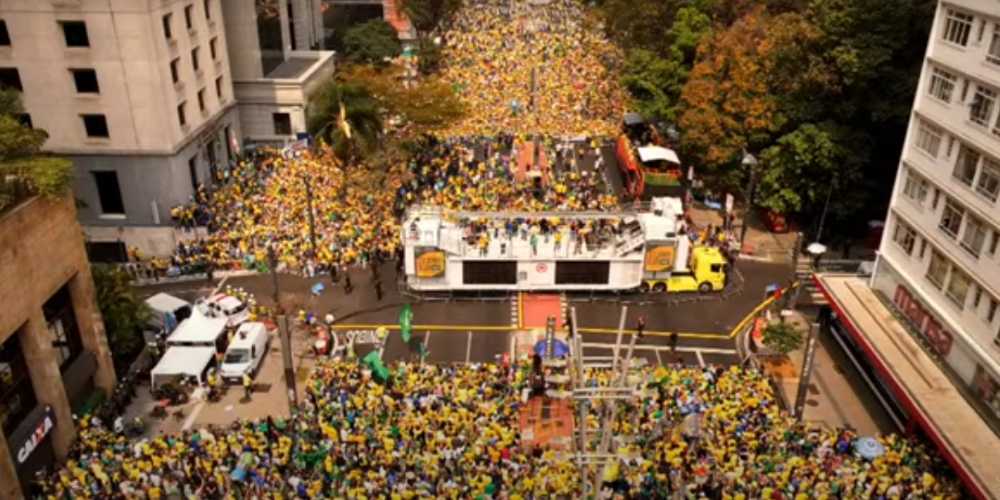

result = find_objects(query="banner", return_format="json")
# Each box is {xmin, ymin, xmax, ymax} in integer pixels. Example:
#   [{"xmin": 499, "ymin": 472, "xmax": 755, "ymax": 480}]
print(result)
[
  {"xmin": 414, "ymin": 247, "xmax": 446, "ymax": 278},
  {"xmin": 399, "ymin": 304, "xmax": 413, "ymax": 343},
  {"xmin": 644, "ymin": 244, "xmax": 676, "ymax": 272}
]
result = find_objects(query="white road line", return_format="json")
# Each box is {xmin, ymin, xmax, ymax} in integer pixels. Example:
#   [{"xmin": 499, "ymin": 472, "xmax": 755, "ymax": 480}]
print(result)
[
  {"xmin": 465, "ymin": 330, "xmax": 472, "ymax": 364},
  {"xmin": 696, "ymin": 350, "xmax": 706, "ymax": 368},
  {"xmin": 423, "ymin": 331, "xmax": 431, "ymax": 350},
  {"xmin": 581, "ymin": 342, "xmax": 736, "ymax": 355},
  {"xmin": 655, "ymin": 348, "xmax": 662, "ymax": 366}
]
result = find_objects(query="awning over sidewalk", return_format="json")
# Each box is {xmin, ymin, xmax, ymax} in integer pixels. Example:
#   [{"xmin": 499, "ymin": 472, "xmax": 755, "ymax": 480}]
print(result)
[{"xmin": 815, "ymin": 274, "xmax": 1000, "ymax": 499}]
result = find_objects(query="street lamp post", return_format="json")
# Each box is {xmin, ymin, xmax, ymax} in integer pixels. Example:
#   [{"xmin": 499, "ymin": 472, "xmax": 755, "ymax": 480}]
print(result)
[
  {"xmin": 302, "ymin": 174, "xmax": 318, "ymax": 259},
  {"xmin": 739, "ymin": 151, "xmax": 759, "ymax": 250},
  {"xmin": 268, "ymin": 245, "xmax": 298, "ymax": 413}
]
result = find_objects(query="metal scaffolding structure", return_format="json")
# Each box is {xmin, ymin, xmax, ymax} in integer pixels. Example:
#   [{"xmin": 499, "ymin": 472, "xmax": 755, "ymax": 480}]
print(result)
[{"xmin": 565, "ymin": 305, "xmax": 646, "ymax": 494}]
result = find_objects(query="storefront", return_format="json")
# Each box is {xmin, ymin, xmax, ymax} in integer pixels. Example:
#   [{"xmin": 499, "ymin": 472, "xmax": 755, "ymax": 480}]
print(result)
[
  {"xmin": 8, "ymin": 405, "xmax": 56, "ymax": 493},
  {"xmin": 870, "ymin": 258, "xmax": 1000, "ymax": 432}
]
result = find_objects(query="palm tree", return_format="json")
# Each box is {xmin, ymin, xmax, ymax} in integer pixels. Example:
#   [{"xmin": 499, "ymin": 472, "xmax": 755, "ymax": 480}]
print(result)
[{"xmin": 307, "ymin": 80, "xmax": 383, "ymax": 162}]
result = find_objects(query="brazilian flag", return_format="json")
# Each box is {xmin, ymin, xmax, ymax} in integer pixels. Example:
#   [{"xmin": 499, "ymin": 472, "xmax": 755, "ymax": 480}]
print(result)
[{"xmin": 362, "ymin": 351, "xmax": 391, "ymax": 384}]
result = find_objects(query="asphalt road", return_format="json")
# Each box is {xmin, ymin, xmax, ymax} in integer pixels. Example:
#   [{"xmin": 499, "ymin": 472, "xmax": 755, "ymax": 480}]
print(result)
[{"xmin": 135, "ymin": 256, "xmax": 791, "ymax": 368}]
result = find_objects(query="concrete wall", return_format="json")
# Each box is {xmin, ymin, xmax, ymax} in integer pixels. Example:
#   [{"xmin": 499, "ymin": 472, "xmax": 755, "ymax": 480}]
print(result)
[
  {"xmin": 72, "ymin": 106, "xmax": 241, "ymax": 227},
  {"xmin": 221, "ymin": 0, "xmax": 265, "ymax": 80},
  {"xmin": 0, "ymin": 195, "xmax": 117, "ymax": 498}
]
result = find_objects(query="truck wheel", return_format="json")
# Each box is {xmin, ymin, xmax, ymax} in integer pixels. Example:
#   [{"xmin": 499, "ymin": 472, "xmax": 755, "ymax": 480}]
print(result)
[
  {"xmin": 698, "ymin": 282, "xmax": 712, "ymax": 293},
  {"xmin": 639, "ymin": 282, "xmax": 650, "ymax": 293},
  {"xmin": 653, "ymin": 282, "xmax": 667, "ymax": 293}
]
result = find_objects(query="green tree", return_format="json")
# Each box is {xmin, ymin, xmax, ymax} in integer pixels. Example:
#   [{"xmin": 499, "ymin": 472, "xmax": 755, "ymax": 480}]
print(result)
[
  {"xmin": 401, "ymin": 0, "xmax": 462, "ymax": 34},
  {"xmin": 342, "ymin": 20, "xmax": 402, "ymax": 66},
  {"xmin": 91, "ymin": 265, "xmax": 151, "ymax": 374},
  {"xmin": 762, "ymin": 321, "xmax": 804, "ymax": 355},
  {"xmin": 307, "ymin": 79, "xmax": 383, "ymax": 161},
  {"xmin": 0, "ymin": 89, "xmax": 73, "ymax": 209}
]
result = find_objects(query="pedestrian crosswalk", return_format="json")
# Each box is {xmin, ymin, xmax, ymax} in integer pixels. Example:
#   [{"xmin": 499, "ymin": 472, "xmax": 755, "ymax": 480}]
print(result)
[{"xmin": 795, "ymin": 259, "xmax": 828, "ymax": 306}]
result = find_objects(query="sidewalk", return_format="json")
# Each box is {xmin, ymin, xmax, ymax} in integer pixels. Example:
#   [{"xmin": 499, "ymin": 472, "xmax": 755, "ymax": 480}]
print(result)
[
  {"xmin": 687, "ymin": 205, "xmax": 799, "ymax": 263},
  {"xmin": 759, "ymin": 310, "xmax": 896, "ymax": 435}
]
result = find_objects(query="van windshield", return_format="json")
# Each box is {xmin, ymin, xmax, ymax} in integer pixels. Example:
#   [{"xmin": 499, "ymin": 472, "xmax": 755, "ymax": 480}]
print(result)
[{"xmin": 224, "ymin": 349, "xmax": 250, "ymax": 364}]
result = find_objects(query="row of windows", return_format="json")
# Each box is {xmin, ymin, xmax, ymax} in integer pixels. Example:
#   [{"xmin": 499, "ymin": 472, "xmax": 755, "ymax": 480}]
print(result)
[
  {"xmin": 927, "ymin": 65, "xmax": 1000, "ymax": 139},
  {"xmin": 0, "ymin": 18, "xmax": 89, "ymax": 49},
  {"xmin": 913, "ymin": 117, "xmax": 1000, "ymax": 203},
  {"xmin": 900, "ymin": 167, "xmax": 1000, "ymax": 259},
  {"xmin": 892, "ymin": 216, "xmax": 1000, "ymax": 332},
  {"xmin": 177, "ymin": 76, "xmax": 226, "ymax": 128},
  {"xmin": 163, "ymin": 1, "xmax": 214, "ymax": 41},
  {"xmin": 942, "ymin": 7, "xmax": 1000, "ymax": 67},
  {"xmin": 169, "ymin": 38, "xmax": 221, "ymax": 84},
  {"xmin": 0, "ymin": 67, "xmax": 99, "ymax": 94}
]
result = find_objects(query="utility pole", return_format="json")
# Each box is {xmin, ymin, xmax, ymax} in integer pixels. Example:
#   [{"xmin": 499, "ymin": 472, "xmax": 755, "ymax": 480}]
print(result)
[
  {"xmin": 793, "ymin": 322, "xmax": 819, "ymax": 420},
  {"xmin": 783, "ymin": 231, "xmax": 804, "ymax": 311},
  {"xmin": 302, "ymin": 175, "xmax": 318, "ymax": 258},
  {"xmin": 268, "ymin": 245, "xmax": 297, "ymax": 413},
  {"xmin": 739, "ymin": 152, "xmax": 758, "ymax": 249}
]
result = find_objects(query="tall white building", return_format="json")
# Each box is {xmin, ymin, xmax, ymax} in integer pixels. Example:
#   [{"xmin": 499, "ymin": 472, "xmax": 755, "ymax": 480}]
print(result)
[
  {"xmin": 874, "ymin": 0, "xmax": 1000, "ymax": 421},
  {"xmin": 0, "ymin": 0, "xmax": 241, "ymax": 251},
  {"xmin": 0, "ymin": 0, "xmax": 338, "ymax": 255}
]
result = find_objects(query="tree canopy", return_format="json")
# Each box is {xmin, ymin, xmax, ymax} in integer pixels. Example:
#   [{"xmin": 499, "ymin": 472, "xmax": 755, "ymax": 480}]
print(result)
[
  {"xmin": 0, "ymin": 89, "xmax": 73, "ymax": 207},
  {"xmin": 342, "ymin": 20, "xmax": 402, "ymax": 66}
]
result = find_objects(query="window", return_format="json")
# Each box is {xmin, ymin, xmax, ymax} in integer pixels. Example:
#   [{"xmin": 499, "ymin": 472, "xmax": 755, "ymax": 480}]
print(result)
[
  {"xmin": 944, "ymin": 9, "xmax": 974, "ymax": 46},
  {"xmin": 940, "ymin": 199, "xmax": 965, "ymax": 238},
  {"xmin": 462, "ymin": 261, "xmax": 516, "ymax": 284},
  {"xmin": 197, "ymin": 88, "xmax": 206, "ymax": 111},
  {"xmin": 555, "ymin": 261, "xmax": 611, "ymax": 284},
  {"xmin": 961, "ymin": 215, "xmax": 989, "ymax": 257},
  {"xmin": 989, "ymin": 298, "xmax": 998, "ymax": 323},
  {"xmin": 16, "ymin": 113, "xmax": 31, "ymax": 128},
  {"xmin": 0, "ymin": 20, "xmax": 10, "ymax": 46},
  {"xmin": 893, "ymin": 218, "xmax": 917, "ymax": 255},
  {"xmin": 71, "ymin": 68, "xmax": 99, "ymax": 93},
  {"xmin": 92, "ymin": 171, "xmax": 125, "ymax": 214},
  {"xmin": 184, "ymin": 4, "xmax": 194, "ymax": 30},
  {"xmin": 932, "ymin": 188, "xmax": 941, "ymax": 209},
  {"xmin": 929, "ymin": 68, "xmax": 956, "ymax": 102},
  {"xmin": 927, "ymin": 250, "xmax": 949, "ymax": 289},
  {"xmin": 946, "ymin": 268, "xmax": 972, "ymax": 308},
  {"xmin": 920, "ymin": 239, "xmax": 928, "ymax": 259},
  {"xmin": 192, "ymin": 47, "xmax": 200, "ymax": 72},
  {"xmin": 903, "ymin": 170, "xmax": 929, "ymax": 204},
  {"xmin": 177, "ymin": 102, "xmax": 187, "ymax": 127},
  {"xmin": 210, "ymin": 37, "xmax": 218, "ymax": 60},
  {"xmin": 989, "ymin": 25, "xmax": 1000, "ymax": 65},
  {"xmin": 81, "ymin": 114, "xmax": 109, "ymax": 138},
  {"xmin": 915, "ymin": 120, "xmax": 943, "ymax": 157},
  {"xmin": 0, "ymin": 68, "xmax": 21, "ymax": 91},
  {"xmin": 43, "ymin": 285, "xmax": 83, "ymax": 370},
  {"xmin": 204, "ymin": 0, "xmax": 212, "ymax": 20},
  {"xmin": 976, "ymin": 158, "xmax": 1000, "ymax": 202},
  {"xmin": 970, "ymin": 85, "xmax": 996, "ymax": 126},
  {"xmin": 163, "ymin": 14, "xmax": 173, "ymax": 40},
  {"xmin": 990, "ymin": 231, "xmax": 999, "ymax": 255},
  {"xmin": 60, "ymin": 21, "xmax": 89, "ymax": 47},
  {"xmin": 0, "ymin": 334, "xmax": 38, "ymax": 436},
  {"xmin": 974, "ymin": 286, "xmax": 983, "ymax": 309},
  {"xmin": 188, "ymin": 156, "xmax": 199, "ymax": 192},
  {"xmin": 215, "ymin": 76, "xmax": 224, "ymax": 100},
  {"xmin": 954, "ymin": 144, "xmax": 980, "ymax": 186},
  {"xmin": 170, "ymin": 58, "xmax": 180, "ymax": 83},
  {"xmin": 273, "ymin": 112, "xmax": 292, "ymax": 135}
]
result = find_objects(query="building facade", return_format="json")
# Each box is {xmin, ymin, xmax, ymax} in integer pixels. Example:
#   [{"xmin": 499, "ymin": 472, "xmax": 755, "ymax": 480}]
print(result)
[
  {"xmin": 0, "ymin": 195, "xmax": 117, "ymax": 499},
  {"xmin": 875, "ymin": 0, "xmax": 1000, "ymax": 425},
  {"xmin": 0, "ymin": 0, "xmax": 241, "ymax": 254}
]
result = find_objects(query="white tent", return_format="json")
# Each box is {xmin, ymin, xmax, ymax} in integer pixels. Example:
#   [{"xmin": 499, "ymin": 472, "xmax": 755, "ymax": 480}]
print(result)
[
  {"xmin": 637, "ymin": 146, "xmax": 680, "ymax": 165},
  {"xmin": 149, "ymin": 346, "xmax": 216, "ymax": 387},
  {"xmin": 167, "ymin": 311, "xmax": 228, "ymax": 346}
]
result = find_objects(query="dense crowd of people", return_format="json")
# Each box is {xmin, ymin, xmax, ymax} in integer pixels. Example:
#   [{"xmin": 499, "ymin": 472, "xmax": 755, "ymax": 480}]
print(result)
[
  {"xmin": 36, "ymin": 360, "xmax": 960, "ymax": 498},
  {"xmin": 439, "ymin": 0, "xmax": 626, "ymax": 138}
]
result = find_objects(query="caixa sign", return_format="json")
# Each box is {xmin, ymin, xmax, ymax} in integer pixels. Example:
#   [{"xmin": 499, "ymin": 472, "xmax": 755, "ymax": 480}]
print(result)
[
  {"xmin": 16, "ymin": 406, "xmax": 55, "ymax": 464},
  {"xmin": 894, "ymin": 285, "xmax": 954, "ymax": 356}
]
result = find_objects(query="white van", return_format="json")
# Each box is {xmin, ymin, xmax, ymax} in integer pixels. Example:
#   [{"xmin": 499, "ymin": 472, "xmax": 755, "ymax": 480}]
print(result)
[{"xmin": 220, "ymin": 322, "xmax": 269, "ymax": 382}]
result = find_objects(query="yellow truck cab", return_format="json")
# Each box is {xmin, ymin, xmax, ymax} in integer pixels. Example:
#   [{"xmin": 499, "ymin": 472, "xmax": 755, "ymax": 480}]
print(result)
[{"xmin": 666, "ymin": 246, "xmax": 728, "ymax": 293}]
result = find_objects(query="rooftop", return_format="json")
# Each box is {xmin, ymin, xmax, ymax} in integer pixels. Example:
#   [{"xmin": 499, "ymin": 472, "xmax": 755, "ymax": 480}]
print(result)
[
  {"xmin": 266, "ymin": 55, "xmax": 321, "ymax": 79},
  {"xmin": 816, "ymin": 274, "xmax": 1000, "ymax": 499}
]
